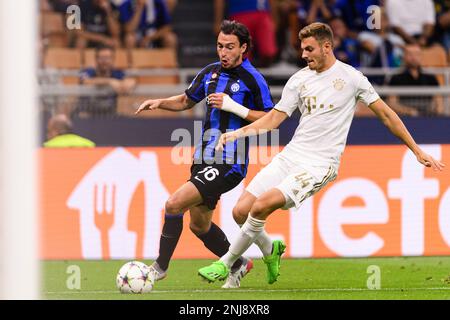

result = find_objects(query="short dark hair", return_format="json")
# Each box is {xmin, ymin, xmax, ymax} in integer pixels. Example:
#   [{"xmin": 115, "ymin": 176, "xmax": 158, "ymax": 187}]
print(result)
[
  {"xmin": 95, "ymin": 45, "xmax": 115, "ymax": 57},
  {"xmin": 220, "ymin": 20, "xmax": 252, "ymax": 54},
  {"xmin": 299, "ymin": 22, "xmax": 334, "ymax": 47}
]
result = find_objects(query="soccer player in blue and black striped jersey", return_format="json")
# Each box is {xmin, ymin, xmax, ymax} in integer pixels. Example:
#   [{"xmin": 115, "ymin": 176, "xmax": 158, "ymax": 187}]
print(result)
[{"xmin": 136, "ymin": 20, "xmax": 274, "ymax": 288}]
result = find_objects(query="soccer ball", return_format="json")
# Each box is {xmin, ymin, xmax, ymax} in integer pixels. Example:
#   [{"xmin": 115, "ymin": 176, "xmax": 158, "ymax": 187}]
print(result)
[{"xmin": 116, "ymin": 261, "xmax": 154, "ymax": 294}]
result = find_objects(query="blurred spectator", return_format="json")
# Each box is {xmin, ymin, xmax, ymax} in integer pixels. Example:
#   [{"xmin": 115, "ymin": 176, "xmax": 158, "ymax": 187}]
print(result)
[
  {"xmin": 270, "ymin": 0, "xmax": 299, "ymax": 64},
  {"xmin": 432, "ymin": 0, "xmax": 450, "ymax": 51},
  {"xmin": 115, "ymin": 0, "xmax": 177, "ymax": 49},
  {"xmin": 329, "ymin": 17, "xmax": 361, "ymax": 67},
  {"xmin": 387, "ymin": 44, "xmax": 444, "ymax": 117},
  {"xmin": 359, "ymin": 7, "xmax": 404, "ymax": 67},
  {"xmin": 76, "ymin": 45, "xmax": 136, "ymax": 117},
  {"xmin": 44, "ymin": 114, "xmax": 96, "ymax": 148},
  {"xmin": 333, "ymin": 0, "xmax": 380, "ymax": 35},
  {"xmin": 47, "ymin": 0, "xmax": 79, "ymax": 13},
  {"xmin": 281, "ymin": 0, "xmax": 334, "ymax": 66},
  {"xmin": 359, "ymin": 7, "xmax": 403, "ymax": 83},
  {"xmin": 297, "ymin": 0, "xmax": 334, "ymax": 26},
  {"xmin": 214, "ymin": 0, "xmax": 278, "ymax": 67},
  {"xmin": 386, "ymin": 0, "xmax": 435, "ymax": 46},
  {"xmin": 76, "ymin": 0, "xmax": 121, "ymax": 49},
  {"xmin": 290, "ymin": 0, "xmax": 334, "ymax": 56}
]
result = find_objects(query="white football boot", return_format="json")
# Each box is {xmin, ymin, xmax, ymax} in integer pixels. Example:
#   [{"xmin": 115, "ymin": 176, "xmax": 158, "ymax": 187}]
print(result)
[
  {"xmin": 221, "ymin": 258, "xmax": 253, "ymax": 289},
  {"xmin": 148, "ymin": 262, "xmax": 167, "ymax": 281}
]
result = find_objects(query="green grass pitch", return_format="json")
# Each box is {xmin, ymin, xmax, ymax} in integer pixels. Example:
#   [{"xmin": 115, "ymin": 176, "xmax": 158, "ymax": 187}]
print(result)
[{"xmin": 43, "ymin": 257, "xmax": 450, "ymax": 300}]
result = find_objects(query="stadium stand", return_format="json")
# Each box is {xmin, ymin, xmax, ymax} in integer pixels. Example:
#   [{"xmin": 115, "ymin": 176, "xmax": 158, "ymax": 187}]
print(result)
[
  {"xmin": 44, "ymin": 48, "xmax": 82, "ymax": 69},
  {"xmin": 43, "ymin": 48, "xmax": 82, "ymax": 84},
  {"xmin": 40, "ymin": 11, "xmax": 69, "ymax": 47},
  {"xmin": 130, "ymin": 48, "xmax": 177, "ymax": 68},
  {"xmin": 130, "ymin": 48, "xmax": 179, "ymax": 85},
  {"xmin": 39, "ymin": 0, "xmax": 450, "ymax": 122},
  {"xmin": 422, "ymin": 45, "xmax": 448, "ymax": 68},
  {"xmin": 421, "ymin": 45, "xmax": 448, "ymax": 84},
  {"xmin": 83, "ymin": 48, "xmax": 130, "ymax": 68}
]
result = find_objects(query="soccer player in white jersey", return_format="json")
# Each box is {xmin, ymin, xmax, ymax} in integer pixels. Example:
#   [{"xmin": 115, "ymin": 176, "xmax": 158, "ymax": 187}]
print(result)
[{"xmin": 198, "ymin": 22, "xmax": 445, "ymax": 284}]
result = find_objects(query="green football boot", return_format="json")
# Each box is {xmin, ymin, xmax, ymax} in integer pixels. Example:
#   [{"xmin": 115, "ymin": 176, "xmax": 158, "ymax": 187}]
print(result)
[
  {"xmin": 198, "ymin": 261, "xmax": 230, "ymax": 283},
  {"xmin": 262, "ymin": 240, "xmax": 286, "ymax": 284}
]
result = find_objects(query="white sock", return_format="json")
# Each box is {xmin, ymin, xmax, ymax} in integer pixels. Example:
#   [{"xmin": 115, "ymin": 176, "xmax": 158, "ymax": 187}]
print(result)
[
  {"xmin": 238, "ymin": 223, "xmax": 272, "ymax": 257},
  {"xmin": 254, "ymin": 230, "xmax": 273, "ymax": 257},
  {"xmin": 221, "ymin": 215, "xmax": 266, "ymax": 267}
]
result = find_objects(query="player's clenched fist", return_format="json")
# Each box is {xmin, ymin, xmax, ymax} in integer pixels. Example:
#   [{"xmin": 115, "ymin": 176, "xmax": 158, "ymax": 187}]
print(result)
[
  {"xmin": 207, "ymin": 93, "xmax": 251, "ymax": 119},
  {"xmin": 135, "ymin": 99, "xmax": 162, "ymax": 114},
  {"xmin": 216, "ymin": 129, "xmax": 243, "ymax": 152},
  {"xmin": 206, "ymin": 93, "xmax": 226, "ymax": 109}
]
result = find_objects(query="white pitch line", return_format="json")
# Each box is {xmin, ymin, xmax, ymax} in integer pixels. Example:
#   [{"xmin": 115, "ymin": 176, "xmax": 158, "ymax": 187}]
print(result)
[{"xmin": 45, "ymin": 287, "xmax": 450, "ymax": 295}]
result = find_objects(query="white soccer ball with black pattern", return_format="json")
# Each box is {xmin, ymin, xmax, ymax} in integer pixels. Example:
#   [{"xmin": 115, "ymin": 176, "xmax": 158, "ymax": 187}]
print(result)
[{"xmin": 116, "ymin": 261, "xmax": 154, "ymax": 294}]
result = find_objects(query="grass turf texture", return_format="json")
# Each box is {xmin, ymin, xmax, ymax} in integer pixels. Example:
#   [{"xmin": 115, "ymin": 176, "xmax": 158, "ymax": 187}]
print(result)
[{"xmin": 43, "ymin": 257, "xmax": 450, "ymax": 300}]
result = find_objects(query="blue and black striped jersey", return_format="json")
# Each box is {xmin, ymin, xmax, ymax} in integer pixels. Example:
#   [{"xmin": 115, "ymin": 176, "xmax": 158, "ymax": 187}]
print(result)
[{"xmin": 185, "ymin": 58, "xmax": 273, "ymax": 178}]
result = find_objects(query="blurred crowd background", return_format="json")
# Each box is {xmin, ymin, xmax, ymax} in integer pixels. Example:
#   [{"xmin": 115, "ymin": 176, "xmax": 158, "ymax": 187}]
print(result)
[{"xmin": 38, "ymin": 0, "xmax": 450, "ymax": 146}]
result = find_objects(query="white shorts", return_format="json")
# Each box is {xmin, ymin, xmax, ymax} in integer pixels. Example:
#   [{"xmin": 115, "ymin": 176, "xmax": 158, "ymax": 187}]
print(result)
[{"xmin": 246, "ymin": 155, "xmax": 337, "ymax": 209}]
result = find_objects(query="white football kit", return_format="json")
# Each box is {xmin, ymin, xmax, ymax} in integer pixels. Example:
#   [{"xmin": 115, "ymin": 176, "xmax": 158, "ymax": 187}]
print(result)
[{"xmin": 247, "ymin": 60, "xmax": 380, "ymax": 209}]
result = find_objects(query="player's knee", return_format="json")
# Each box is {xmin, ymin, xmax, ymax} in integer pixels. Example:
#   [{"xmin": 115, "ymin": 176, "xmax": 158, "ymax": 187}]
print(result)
[
  {"xmin": 189, "ymin": 220, "xmax": 210, "ymax": 236},
  {"xmin": 165, "ymin": 196, "xmax": 183, "ymax": 214},
  {"xmin": 232, "ymin": 205, "xmax": 248, "ymax": 225},
  {"xmin": 250, "ymin": 199, "xmax": 270, "ymax": 219}
]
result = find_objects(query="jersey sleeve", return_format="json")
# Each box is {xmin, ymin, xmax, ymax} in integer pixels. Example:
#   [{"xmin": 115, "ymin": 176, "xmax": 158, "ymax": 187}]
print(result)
[
  {"xmin": 111, "ymin": 70, "xmax": 125, "ymax": 80},
  {"xmin": 79, "ymin": 68, "xmax": 95, "ymax": 83},
  {"xmin": 251, "ymin": 75, "xmax": 274, "ymax": 112},
  {"xmin": 274, "ymin": 76, "xmax": 301, "ymax": 117},
  {"xmin": 356, "ymin": 72, "xmax": 380, "ymax": 106},
  {"xmin": 184, "ymin": 66, "xmax": 211, "ymax": 103}
]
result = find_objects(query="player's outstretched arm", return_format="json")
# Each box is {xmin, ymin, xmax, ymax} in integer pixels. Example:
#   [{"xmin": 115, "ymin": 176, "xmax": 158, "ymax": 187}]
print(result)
[
  {"xmin": 207, "ymin": 93, "xmax": 268, "ymax": 122},
  {"xmin": 216, "ymin": 109, "xmax": 288, "ymax": 151},
  {"xmin": 135, "ymin": 94, "xmax": 196, "ymax": 114},
  {"xmin": 368, "ymin": 98, "xmax": 445, "ymax": 171}
]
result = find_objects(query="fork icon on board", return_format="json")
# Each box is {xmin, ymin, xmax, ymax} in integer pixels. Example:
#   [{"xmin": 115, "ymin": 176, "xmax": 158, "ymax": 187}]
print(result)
[{"xmin": 94, "ymin": 184, "xmax": 116, "ymax": 260}]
